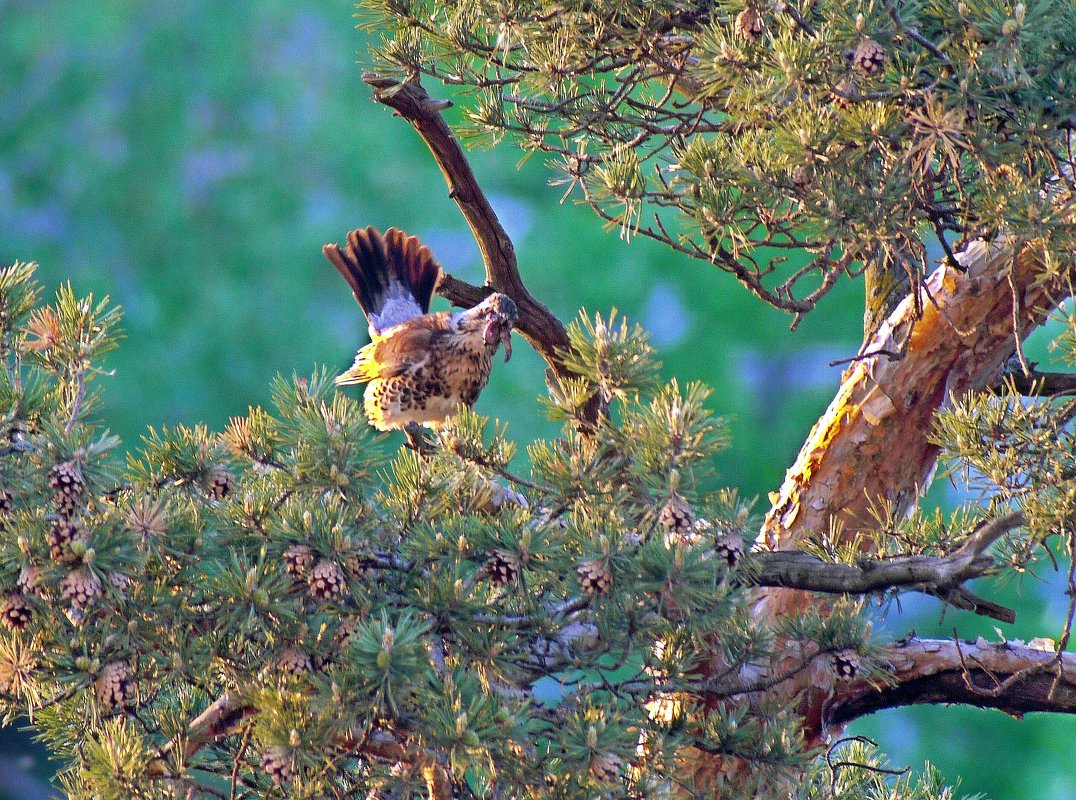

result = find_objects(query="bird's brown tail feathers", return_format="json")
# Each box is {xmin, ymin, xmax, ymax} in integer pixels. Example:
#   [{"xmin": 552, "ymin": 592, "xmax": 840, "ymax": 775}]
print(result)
[{"xmin": 323, "ymin": 227, "xmax": 440, "ymax": 327}]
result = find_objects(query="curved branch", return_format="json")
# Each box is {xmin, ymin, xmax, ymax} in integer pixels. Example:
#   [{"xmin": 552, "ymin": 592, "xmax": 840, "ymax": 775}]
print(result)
[
  {"xmin": 828, "ymin": 636, "xmax": 1076, "ymax": 726},
  {"xmin": 362, "ymin": 74, "xmax": 574, "ymax": 384},
  {"xmin": 747, "ymin": 512, "xmax": 1025, "ymax": 622}
]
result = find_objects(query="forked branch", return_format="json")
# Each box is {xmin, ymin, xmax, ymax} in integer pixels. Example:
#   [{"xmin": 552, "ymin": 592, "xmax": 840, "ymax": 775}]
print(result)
[{"xmin": 362, "ymin": 73, "xmax": 574, "ymax": 383}]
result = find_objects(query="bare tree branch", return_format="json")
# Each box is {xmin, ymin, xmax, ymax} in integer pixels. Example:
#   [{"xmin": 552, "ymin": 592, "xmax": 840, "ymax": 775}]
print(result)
[
  {"xmin": 828, "ymin": 636, "xmax": 1076, "ymax": 726},
  {"xmin": 997, "ymin": 369, "xmax": 1076, "ymax": 397},
  {"xmin": 362, "ymin": 74, "xmax": 581, "ymax": 390},
  {"xmin": 747, "ymin": 511, "xmax": 1025, "ymax": 622}
]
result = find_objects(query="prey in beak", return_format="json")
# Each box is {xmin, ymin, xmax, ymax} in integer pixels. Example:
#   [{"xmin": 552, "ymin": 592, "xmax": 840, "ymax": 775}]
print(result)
[{"xmin": 478, "ymin": 294, "xmax": 518, "ymax": 362}]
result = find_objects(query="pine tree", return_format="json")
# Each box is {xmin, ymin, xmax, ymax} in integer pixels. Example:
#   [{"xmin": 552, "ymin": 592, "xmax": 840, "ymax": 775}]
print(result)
[{"xmin": 4, "ymin": 1, "xmax": 1076, "ymax": 798}]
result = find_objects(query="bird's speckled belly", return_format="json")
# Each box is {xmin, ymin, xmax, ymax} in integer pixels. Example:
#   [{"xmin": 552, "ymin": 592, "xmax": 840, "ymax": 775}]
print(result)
[{"xmin": 364, "ymin": 347, "xmax": 493, "ymax": 430}]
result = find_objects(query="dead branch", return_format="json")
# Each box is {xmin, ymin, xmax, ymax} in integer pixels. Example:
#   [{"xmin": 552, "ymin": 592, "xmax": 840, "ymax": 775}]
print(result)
[
  {"xmin": 362, "ymin": 74, "xmax": 577, "ymax": 386},
  {"xmin": 827, "ymin": 636, "xmax": 1076, "ymax": 726},
  {"xmin": 997, "ymin": 369, "xmax": 1076, "ymax": 397},
  {"xmin": 747, "ymin": 511, "xmax": 1024, "ymax": 622}
]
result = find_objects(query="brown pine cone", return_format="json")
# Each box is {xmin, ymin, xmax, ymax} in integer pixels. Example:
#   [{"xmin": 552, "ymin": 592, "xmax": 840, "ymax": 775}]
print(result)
[
  {"xmin": 277, "ymin": 647, "xmax": 313, "ymax": 676},
  {"xmin": 577, "ymin": 559, "xmax": 613, "ymax": 595},
  {"xmin": 60, "ymin": 567, "xmax": 103, "ymax": 610},
  {"xmin": 715, "ymin": 534, "xmax": 745, "ymax": 568},
  {"xmin": 95, "ymin": 661, "xmax": 132, "ymax": 710},
  {"xmin": 791, "ymin": 163, "xmax": 814, "ymax": 189},
  {"xmin": 16, "ymin": 565, "xmax": 45, "ymax": 598},
  {"xmin": 659, "ymin": 494, "xmax": 697, "ymax": 546},
  {"xmin": 108, "ymin": 571, "xmax": 135, "ymax": 597},
  {"xmin": 831, "ymin": 78, "xmax": 858, "ymax": 109},
  {"xmin": 333, "ymin": 618, "xmax": 360, "ymax": 652},
  {"xmin": 282, "ymin": 544, "xmax": 315, "ymax": 578},
  {"xmin": 589, "ymin": 752, "xmax": 623, "ymax": 783},
  {"xmin": 735, "ymin": 7, "xmax": 763, "ymax": 42},
  {"xmin": 343, "ymin": 551, "xmax": 375, "ymax": 580},
  {"xmin": 832, "ymin": 649, "xmax": 862, "ymax": 680},
  {"xmin": 261, "ymin": 744, "xmax": 295, "ymax": 785},
  {"xmin": 852, "ymin": 38, "xmax": 887, "ymax": 75},
  {"xmin": 207, "ymin": 466, "xmax": 236, "ymax": 499},
  {"xmin": 308, "ymin": 559, "xmax": 347, "ymax": 601},
  {"xmin": 483, "ymin": 549, "xmax": 520, "ymax": 586},
  {"xmin": 49, "ymin": 461, "xmax": 85, "ymax": 516},
  {"xmin": 48, "ymin": 518, "xmax": 90, "ymax": 563},
  {"xmin": 0, "ymin": 594, "xmax": 32, "ymax": 631}
]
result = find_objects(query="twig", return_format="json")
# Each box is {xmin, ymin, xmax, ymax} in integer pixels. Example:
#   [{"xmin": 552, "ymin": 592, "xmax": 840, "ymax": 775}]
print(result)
[
  {"xmin": 64, "ymin": 370, "xmax": 85, "ymax": 434},
  {"xmin": 826, "ymin": 735, "xmax": 908, "ymax": 796}
]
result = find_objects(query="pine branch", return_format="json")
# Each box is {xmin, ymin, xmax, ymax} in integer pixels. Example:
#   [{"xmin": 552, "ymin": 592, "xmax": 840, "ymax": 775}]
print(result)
[
  {"xmin": 362, "ymin": 73, "xmax": 601, "ymax": 423},
  {"xmin": 747, "ymin": 512, "xmax": 1025, "ymax": 622},
  {"xmin": 827, "ymin": 636, "xmax": 1076, "ymax": 726}
]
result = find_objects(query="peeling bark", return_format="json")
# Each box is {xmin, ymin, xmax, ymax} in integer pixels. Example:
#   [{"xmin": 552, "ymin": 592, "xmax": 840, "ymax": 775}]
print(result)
[{"xmin": 740, "ymin": 238, "xmax": 1071, "ymax": 750}]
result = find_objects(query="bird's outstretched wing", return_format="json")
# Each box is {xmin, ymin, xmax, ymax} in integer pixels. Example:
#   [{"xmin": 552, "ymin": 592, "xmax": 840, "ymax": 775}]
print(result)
[{"xmin": 334, "ymin": 313, "xmax": 451, "ymax": 385}]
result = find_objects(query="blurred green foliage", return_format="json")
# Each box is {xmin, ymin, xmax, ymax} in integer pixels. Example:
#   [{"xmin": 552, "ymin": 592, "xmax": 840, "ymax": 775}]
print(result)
[{"xmin": 0, "ymin": 1, "xmax": 1070, "ymax": 798}]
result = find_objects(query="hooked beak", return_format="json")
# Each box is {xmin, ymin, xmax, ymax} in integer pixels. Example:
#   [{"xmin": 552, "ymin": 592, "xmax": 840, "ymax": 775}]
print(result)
[
  {"xmin": 501, "ymin": 326, "xmax": 513, "ymax": 362},
  {"xmin": 483, "ymin": 318, "xmax": 514, "ymax": 362}
]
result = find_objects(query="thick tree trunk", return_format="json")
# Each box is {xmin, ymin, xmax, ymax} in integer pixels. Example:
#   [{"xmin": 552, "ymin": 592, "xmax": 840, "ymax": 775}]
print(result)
[{"xmin": 748, "ymin": 238, "xmax": 1067, "ymax": 741}]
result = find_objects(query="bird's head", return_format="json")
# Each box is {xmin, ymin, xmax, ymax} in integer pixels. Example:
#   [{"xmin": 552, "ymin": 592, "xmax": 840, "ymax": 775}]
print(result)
[{"xmin": 453, "ymin": 293, "xmax": 518, "ymax": 361}]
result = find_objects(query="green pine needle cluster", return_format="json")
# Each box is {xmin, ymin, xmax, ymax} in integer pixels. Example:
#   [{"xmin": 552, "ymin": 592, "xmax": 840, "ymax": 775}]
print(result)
[
  {"xmin": 0, "ymin": 262, "xmax": 999, "ymax": 799},
  {"xmin": 358, "ymin": 0, "xmax": 1076, "ymax": 317}
]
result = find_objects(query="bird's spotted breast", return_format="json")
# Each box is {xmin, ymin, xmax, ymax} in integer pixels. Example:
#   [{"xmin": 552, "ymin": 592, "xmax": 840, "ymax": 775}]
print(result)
[{"xmin": 363, "ymin": 335, "xmax": 495, "ymax": 429}]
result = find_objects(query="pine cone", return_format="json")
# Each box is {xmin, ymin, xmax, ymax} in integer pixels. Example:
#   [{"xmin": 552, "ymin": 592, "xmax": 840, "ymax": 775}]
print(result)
[
  {"xmin": 577, "ymin": 559, "xmax": 613, "ymax": 595},
  {"xmin": 589, "ymin": 752, "xmax": 623, "ymax": 783},
  {"xmin": 832, "ymin": 649, "xmax": 862, "ymax": 680},
  {"xmin": 0, "ymin": 594, "xmax": 32, "ymax": 631},
  {"xmin": 715, "ymin": 534, "xmax": 745, "ymax": 568},
  {"xmin": 333, "ymin": 617, "xmax": 360, "ymax": 652},
  {"xmin": 277, "ymin": 647, "xmax": 313, "ymax": 676},
  {"xmin": 282, "ymin": 544, "xmax": 315, "ymax": 578},
  {"xmin": 735, "ymin": 7, "xmax": 763, "ymax": 42},
  {"xmin": 95, "ymin": 661, "xmax": 131, "ymax": 710},
  {"xmin": 207, "ymin": 466, "xmax": 236, "ymax": 499},
  {"xmin": 49, "ymin": 461, "xmax": 85, "ymax": 516},
  {"xmin": 660, "ymin": 494, "xmax": 697, "ymax": 546},
  {"xmin": 60, "ymin": 567, "xmax": 103, "ymax": 610},
  {"xmin": 343, "ymin": 551, "xmax": 375, "ymax": 580},
  {"xmin": 0, "ymin": 488, "xmax": 13, "ymax": 515},
  {"xmin": 108, "ymin": 571, "xmax": 135, "ymax": 596},
  {"xmin": 852, "ymin": 38, "xmax": 887, "ymax": 75},
  {"xmin": 308, "ymin": 559, "xmax": 347, "ymax": 601},
  {"xmin": 831, "ymin": 78, "xmax": 857, "ymax": 109},
  {"xmin": 791, "ymin": 163, "xmax": 814, "ymax": 189},
  {"xmin": 48, "ymin": 518, "xmax": 90, "ymax": 563},
  {"xmin": 16, "ymin": 565, "xmax": 45, "ymax": 598},
  {"xmin": 483, "ymin": 549, "xmax": 520, "ymax": 586},
  {"xmin": 261, "ymin": 744, "xmax": 295, "ymax": 785}
]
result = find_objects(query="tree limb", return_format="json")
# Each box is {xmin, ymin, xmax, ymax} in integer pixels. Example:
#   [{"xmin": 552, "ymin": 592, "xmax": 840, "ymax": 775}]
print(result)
[
  {"xmin": 362, "ymin": 74, "xmax": 577, "ymax": 387},
  {"xmin": 827, "ymin": 636, "xmax": 1076, "ymax": 726},
  {"xmin": 747, "ymin": 511, "xmax": 1025, "ymax": 622},
  {"xmin": 998, "ymin": 369, "xmax": 1076, "ymax": 397}
]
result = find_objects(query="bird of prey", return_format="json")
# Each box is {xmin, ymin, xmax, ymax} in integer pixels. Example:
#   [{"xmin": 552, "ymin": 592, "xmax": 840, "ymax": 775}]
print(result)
[{"xmin": 323, "ymin": 226, "xmax": 518, "ymax": 431}]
